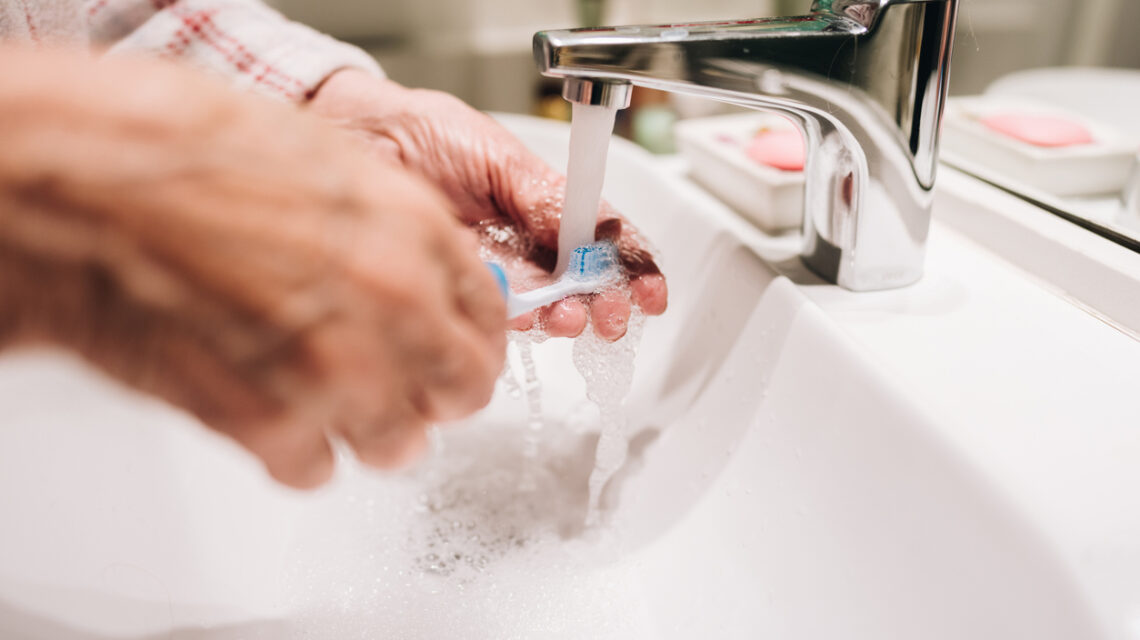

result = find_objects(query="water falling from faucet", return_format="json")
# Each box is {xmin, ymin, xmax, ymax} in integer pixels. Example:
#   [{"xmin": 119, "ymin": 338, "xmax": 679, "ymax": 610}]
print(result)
[{"xmin": 556, "ymin": 102, "xmax": 619, "ymax": 275}]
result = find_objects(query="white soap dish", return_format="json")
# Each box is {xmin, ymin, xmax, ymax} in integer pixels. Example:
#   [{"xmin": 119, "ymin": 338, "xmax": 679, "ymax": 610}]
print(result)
[
  {"xmin": 674, "ymin": 113, "xmax": 805, "ymax": 232},
  {"xmin": 942, "ymin": 96, "xmax": 1137, "ymax": 198}
]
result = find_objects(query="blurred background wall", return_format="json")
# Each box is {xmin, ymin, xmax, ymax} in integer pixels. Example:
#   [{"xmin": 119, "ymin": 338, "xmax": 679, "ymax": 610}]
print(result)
[{"xmin": 266, "ymin": 0, "xmax": 1140, "ymax": 125}]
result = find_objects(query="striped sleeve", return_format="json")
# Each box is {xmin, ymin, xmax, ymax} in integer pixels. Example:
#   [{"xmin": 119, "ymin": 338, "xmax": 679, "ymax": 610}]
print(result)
[{"xmin": 87, "ymin": 0, "xmax": 383, "ymax": 102}]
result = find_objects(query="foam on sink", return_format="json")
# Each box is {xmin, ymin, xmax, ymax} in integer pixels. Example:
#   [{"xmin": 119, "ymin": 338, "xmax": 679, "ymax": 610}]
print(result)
[
  {"xmin": 283, "ymin": 419, "xmax": 654, "ymax": 639},
  {"xmin": 278, "ymin": 319, "xmax": 655, "ymax": 637}
]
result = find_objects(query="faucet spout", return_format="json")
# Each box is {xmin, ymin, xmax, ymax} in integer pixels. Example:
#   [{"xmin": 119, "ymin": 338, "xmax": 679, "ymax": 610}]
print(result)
[{"xmin": 534, "ymin": 0, "xmax": 959, "ymax": 291}]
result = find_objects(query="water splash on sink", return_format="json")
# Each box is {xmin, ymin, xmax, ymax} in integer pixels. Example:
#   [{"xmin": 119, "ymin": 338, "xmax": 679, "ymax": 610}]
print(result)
[
  {"xmin": 575, "ymin": 311, "xmax": 645, "ymax": 526},
  {"xmin": 407, "ymin": 423, "xmax": 595, "ymax": 581},
  {"xmin": 512, "ymin": 331, "xmax": 549, "ymax": 492},
  {"xmin": 285, "ymin": 419, "xmax": 655, "ymax": 638}
]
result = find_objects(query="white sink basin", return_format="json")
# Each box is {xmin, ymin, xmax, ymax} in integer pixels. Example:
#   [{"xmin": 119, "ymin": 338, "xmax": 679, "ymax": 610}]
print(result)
[{"xmin": 0, "ymin": 114, "xmax": 1137, "ymax": 639}]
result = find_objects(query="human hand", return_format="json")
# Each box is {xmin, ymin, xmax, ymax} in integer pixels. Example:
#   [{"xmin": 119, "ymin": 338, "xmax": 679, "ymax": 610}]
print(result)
[
  {"xmin": 0, "ymin": 49, "xmax": 506, "ymax": 488},
  {"xmin": 308, "ymin": 70, "xmax": 668, "ymax": 341}
]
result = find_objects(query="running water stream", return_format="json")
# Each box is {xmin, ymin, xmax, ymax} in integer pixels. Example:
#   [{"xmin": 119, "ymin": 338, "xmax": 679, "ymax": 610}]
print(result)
[
  {"xmin": 556, "ymin": 101, "xmax": 643, "ymax": 525},
  {"xmin": 556, "ymin": 102, "xmax": 620, "ymax": 275}
]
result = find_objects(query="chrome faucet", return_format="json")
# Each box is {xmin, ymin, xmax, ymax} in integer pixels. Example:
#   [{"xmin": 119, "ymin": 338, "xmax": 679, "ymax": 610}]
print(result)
[{"xmin": 534, "ymin": 0, "xmax": 959, "ymax": 291}]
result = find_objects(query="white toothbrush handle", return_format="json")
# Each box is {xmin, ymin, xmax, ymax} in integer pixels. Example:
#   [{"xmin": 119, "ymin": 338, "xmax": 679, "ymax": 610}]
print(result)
[{"xmin": 506, "ymin": 278, "xmax": 599, "ymax": 319}]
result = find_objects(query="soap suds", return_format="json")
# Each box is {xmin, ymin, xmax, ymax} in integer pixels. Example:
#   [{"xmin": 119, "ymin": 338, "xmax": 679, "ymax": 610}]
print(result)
[
  {"xmin": 575, "ymin": 310, "xmax": 645, "ymax": 526},
  {"xmin": 284, "ymin": 415, "xmax": 650, "ymax": 639}
]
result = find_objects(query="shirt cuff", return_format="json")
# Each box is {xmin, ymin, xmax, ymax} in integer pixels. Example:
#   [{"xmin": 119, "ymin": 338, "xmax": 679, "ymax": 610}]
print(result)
[{"xmin": 105, "ymin": 0, "xmax": 384, "ymax": 103}]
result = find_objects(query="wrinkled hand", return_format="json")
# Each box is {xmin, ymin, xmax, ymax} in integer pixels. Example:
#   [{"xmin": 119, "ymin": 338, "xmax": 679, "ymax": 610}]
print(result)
[
  {"xmin": 308, "ymin": 70, "xmax": 668, "ymax": 341},
  {"xmin": 0, "ymin": 49, "xmax": 506, "ymax": 488}
]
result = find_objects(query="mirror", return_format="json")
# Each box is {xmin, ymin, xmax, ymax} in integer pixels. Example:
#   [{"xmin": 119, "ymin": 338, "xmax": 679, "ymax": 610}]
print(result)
[
  {"xmin": 764, "ymin": 0, "xmax": 1140, "ymax": 250},
  {"xmin": 939, "ymin": 0, "xmax": 1140, "ymax": 252}
]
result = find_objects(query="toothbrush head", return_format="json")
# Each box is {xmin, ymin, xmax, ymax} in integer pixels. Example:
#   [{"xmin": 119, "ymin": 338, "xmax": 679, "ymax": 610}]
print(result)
[{"xmin": 567, "ymin": 241, "xmax": 620, "ymax": 282}]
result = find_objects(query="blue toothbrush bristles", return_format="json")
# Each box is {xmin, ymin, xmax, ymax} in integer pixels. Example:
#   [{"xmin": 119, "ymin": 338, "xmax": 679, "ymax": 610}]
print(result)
[{"xmin": 567, "ymin": 242, "xmax": 620, "ymax": 282}]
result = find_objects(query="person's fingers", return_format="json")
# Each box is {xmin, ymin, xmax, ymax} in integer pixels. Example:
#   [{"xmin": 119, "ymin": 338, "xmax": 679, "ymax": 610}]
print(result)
[
  {"xmin": 495, "ymin": 165, "xmax": 566, "ymax": 247},
  {"xmin": 339, "ymin": 405, "xmax": 430, "ymax": 469},
  {"xmin": 443, "ymin": 226, "xmax": 508, "ymax": 341},
  {"xmin": 346, "ymin": 227, "xmax": 502, "ymax": 423},
  {"xmin": 594, "ymin": 216, "xmax": 624, "ymax": 244},
  {"xmin": 589, "ymin": 288, "xmax": 632, "ymax": 342},
  {"xmin": 411, "ymin": 322, "xmax": 501, "ymax": 422},
  {"xmin": 595, "ymin": 216, "xmax": 668, "ymax": 316},
  {"xmin": 541, "ymin": 298, "xmax": 588, "ymax": 338},
  {"xmin": 508, "ymin": 310, "xmax": 536, "ymax": 331},
  {"xmin": 391, "ymin": 259, "xmax": 501, "ymax": 421},
  {"xmin": 229, "ymin": 417, "xmax": 335, "ymax": 489},
  {"xmin": 630, "ymin": 273, "xmax": 668, "ymax": 316},
  {"xmin": 468, "ymin": 142, "xmax": 670, "ymax": 327},
  {"xmin": 596, "ymin": 215, "xmax": 658, "ymax": 279}
]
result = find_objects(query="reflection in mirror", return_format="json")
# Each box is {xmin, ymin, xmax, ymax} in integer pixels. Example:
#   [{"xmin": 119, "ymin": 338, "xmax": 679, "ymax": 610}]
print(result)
[{"xmin": 940, "ymin": 0, "xmax": 1140, "ymax": 250}]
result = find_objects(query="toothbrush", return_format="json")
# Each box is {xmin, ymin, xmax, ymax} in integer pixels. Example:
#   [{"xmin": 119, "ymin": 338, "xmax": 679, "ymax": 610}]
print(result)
[{"xmin": 486, "ymin": 242, "xmax": 621, "ymax": 319}]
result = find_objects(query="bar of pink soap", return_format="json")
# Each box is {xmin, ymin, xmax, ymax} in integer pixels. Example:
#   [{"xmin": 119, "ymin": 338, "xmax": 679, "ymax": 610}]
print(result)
[
  {"xmin": 979, "ymin": 113, "xmax": 1094, "ymax": 148},
  {"xmin": 746, "ymin": 129, "xmax": 805, "ymax": 171}
]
